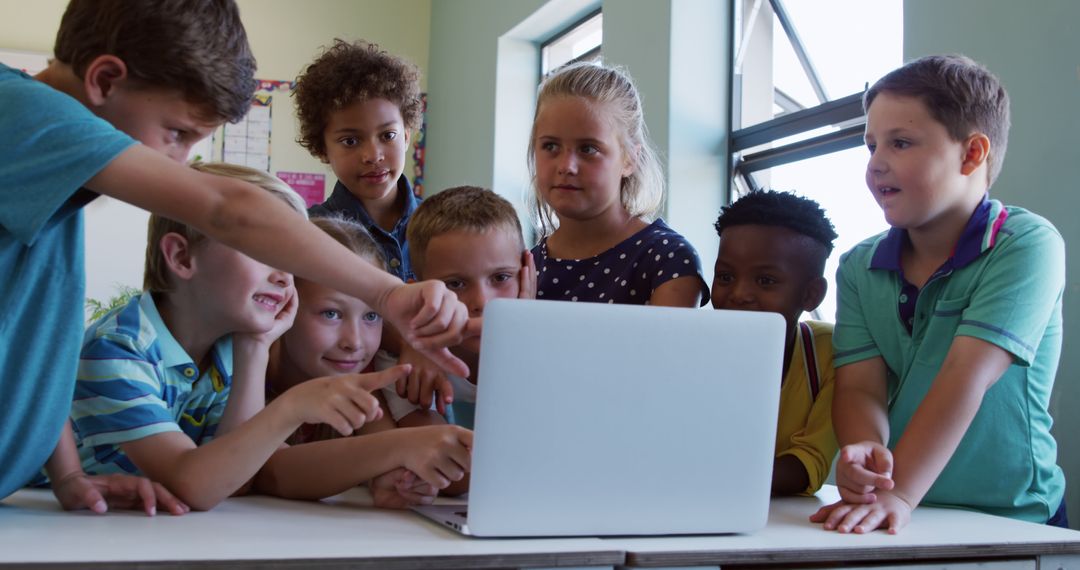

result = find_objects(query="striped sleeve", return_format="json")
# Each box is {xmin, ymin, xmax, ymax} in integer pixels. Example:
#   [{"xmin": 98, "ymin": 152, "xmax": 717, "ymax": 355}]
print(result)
[{"xmin": 72, "ymin": 332, "xmax": 181, "ymax": 448}]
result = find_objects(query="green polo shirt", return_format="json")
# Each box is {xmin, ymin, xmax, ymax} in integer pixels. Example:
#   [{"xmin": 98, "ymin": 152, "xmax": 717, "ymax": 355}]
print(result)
[{"xmin": 833, "ymin": 198, "xmax": 1065, "ymax": 523}]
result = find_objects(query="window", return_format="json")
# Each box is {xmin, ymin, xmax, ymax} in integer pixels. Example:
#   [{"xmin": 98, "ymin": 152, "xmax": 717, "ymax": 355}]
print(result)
[
  {"xmin": 540, "ymin": 10, "xmax": 602, "ymax": 76},
  {"xmin": 730, "ymin": 0, "xmax": 902, "ymax": 320}
]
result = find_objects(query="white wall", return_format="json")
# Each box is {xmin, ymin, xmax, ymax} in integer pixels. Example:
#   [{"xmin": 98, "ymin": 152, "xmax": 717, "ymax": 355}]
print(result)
[{"xmin": 0, "ymin": 0, "xmax": 432, "ymax": 308}]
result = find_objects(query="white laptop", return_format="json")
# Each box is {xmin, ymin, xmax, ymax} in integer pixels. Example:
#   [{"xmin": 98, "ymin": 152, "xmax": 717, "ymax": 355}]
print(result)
[{"xmin": 413, "ymin": 299, "xmax": 784, "ymax": 537}]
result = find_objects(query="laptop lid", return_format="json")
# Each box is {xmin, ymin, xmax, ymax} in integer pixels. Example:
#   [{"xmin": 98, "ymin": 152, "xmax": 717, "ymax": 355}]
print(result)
[{"xmin": 465, "ymin": 299, "xmax": 784, "ymax": 537}]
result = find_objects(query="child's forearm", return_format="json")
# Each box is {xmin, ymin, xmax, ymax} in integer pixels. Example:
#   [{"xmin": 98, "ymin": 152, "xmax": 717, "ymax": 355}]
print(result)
[
  {"xmin": 44, "ymin": 421, "xmax": 85, "ymax": 483},
  {"xmin": 254, "ymin": 431, "xmax": 412, "ymax": 500},
  {"xmin": 124, "ymin": 396, "xmax": 303, "ymax": 510},
  {"xmin": 216, "ymin": 339, "xmax": 270, "ymax": 436},
  {"xmin": 89, "ymin": 151, "xmax": 402, "ymax": 310},
  {"xmin": 771, "ymin": 454, "xmax": 810, "ymax": 496},
  {"xmin": 887, "ymin": 337, "xmax": 1011, "ymax": 507},
  {"xmin": 832, "ymin": 359, "xmax": 890, "ymax": 446}
]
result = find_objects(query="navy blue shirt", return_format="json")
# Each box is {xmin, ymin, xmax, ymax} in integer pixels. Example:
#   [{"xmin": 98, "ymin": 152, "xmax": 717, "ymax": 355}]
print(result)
[{"xmin": 309, "ymin": 175, "xmax": 420, "ymax": 282}]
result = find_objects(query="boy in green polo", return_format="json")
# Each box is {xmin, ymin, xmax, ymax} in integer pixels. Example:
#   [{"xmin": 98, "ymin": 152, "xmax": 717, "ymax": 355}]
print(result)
[{"xmin": 811, "ymin": 55, "xmax": 1065, "ymax": 533}]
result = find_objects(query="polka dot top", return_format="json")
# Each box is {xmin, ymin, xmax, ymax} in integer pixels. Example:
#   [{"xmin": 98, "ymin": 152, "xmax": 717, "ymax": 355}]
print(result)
[{"xmin": 531, "ymin": 218, "xmax": 710, "ymax": 306}]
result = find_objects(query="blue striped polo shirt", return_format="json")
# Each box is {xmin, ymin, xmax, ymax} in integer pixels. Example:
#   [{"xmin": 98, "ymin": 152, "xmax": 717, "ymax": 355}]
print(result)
[
  {"xmin": 72, "ymin": 292, "xmax": 234, "ymax": 476},
  {"xmin": 833, "ymin": 197, "xmax": 1065, "ymax": 522}
]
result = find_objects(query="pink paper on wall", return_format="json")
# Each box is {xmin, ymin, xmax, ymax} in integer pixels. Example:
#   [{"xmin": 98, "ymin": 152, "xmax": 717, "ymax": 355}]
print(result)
[{"xmin": 277, "ymin": 171, "xmax": 326, "ymax": 207}]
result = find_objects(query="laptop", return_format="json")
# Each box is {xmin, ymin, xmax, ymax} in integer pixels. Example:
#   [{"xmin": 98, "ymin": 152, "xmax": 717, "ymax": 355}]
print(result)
[{"xmin": 413, "ymin": 299, "xmax": 784, "ymax": 537}]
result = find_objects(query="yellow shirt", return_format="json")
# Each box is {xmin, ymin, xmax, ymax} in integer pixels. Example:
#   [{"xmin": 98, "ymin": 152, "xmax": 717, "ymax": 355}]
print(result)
[{"xmin": 775, "ymin": 320, "xmax": 838, "ymax": 495}]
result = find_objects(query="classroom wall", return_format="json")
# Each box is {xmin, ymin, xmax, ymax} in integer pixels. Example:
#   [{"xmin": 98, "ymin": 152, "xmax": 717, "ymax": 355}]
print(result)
[
  {"xmin": 904, "ymin": 0, "xmax": 1080, "ymax": 527},
  {"xmin": 0, "ymin": 0, "xmax": 431, "ymax": 307}
]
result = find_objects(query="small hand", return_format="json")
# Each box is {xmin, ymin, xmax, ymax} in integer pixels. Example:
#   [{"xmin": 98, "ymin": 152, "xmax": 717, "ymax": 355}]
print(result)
[
  {"xmin": 235, "ymin": 284, "xmax": 298, "ymax": 349},
  {"xmin": 283, "ymin": 365, "xmax": 411, "ymax": 435},
  {"xmin": 835, "ymin": 441, "xmax": 894, "ymax": 504},
  {"xmin": 399, "ymin": 425, "xmax": 473, "ymax": 490},
  {"xmin": 518, "ymin": 251, "xmax": 537, "ymax": 300},
  {"xmin": 396, "ymin": 343, "xmax": 454, "ymax": 415},
  {"xmin": 370, "ymin": 468, "xmax": 436, "ymax": 509},
  {"xmin": 382, "ymin": 281, "xmax": 471, "ymax": 378},
  {"xmin": 51, "ymin": 472, "xmax": 189, "ymax": 516},
  {"xmin": 810, "ymin": 490, "xmax": 913, "ymax": 534}
]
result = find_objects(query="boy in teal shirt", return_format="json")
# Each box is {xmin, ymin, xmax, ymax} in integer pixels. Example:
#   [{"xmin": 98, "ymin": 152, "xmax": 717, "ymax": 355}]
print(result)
[
  {"xmin": 0, "ymin": 0, "xmax": 471, "ymax": 512},
  {"xmin": 812, "ymin": 55, "xmax": 1065, "ymax": 533}
]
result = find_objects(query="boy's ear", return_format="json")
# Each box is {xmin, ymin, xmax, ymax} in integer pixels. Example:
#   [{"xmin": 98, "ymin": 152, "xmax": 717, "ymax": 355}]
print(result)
[
  {"xmin": 960, "ymin": 133, "xmax": 991, "ymax": 176},
  {"xmin": 159, "ymin": 233, "xmax": 197, "ymax": 281},
  {"xmin": 82, "ymin": 55, "xmax": 129, "ymax": 107},
  {"xmin": 801, "ymin": 276, "xmax": 828, "ymax": 313}
]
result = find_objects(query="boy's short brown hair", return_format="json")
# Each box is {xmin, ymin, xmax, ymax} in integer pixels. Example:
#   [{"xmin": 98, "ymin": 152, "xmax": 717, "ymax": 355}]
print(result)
[
  {"xmin": 293, "ymin": 39, "xmax": 422, "ymax": 159},
  {"xmin": 54, "ymin": 0, "xmax": 257, "ymax": 123},
  {"xmin": 309, "ymin": 214, "xmax": 387, "ymax": 273},
  {"xmin": 143, "ymin": 163, "xmax": 307, "ymax": 293},
  {"xmin": 406, "ymin": 186, "xmax": 525, "ymax": 278},
  {"xmin": 864, "ymin": 54, "xmax": 1010, "ymax": 186}
]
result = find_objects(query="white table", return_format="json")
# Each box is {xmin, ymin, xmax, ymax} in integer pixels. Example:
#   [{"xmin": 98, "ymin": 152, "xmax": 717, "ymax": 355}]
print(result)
[
  {"xmin": 606, "ymin": 487, "xmax": 1080, "ymax": 569},
  {"xmin": 0, "ymin": 488, "xmax": 621, "ymax": 569},
  {"xmin": 4, "ymin": 486, "xmax": 1079, "ymax": 569}
]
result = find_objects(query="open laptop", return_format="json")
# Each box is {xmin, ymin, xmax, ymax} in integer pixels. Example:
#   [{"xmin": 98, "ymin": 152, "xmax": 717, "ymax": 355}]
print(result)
[{"xmin": 413, "ymin": 298, "xmax": 784, "ymax": 537}]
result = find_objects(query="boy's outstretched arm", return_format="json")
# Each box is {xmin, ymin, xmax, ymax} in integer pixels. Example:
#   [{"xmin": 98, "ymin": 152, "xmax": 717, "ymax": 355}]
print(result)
[
  {"xmin": 46, "ymin": 422, "xmax": 188, "ymax": 516},
  {"xmin": 254, "ymin": 424, "xmax": 472, "ymax": 501},
  {"xmin": 828, "ymin": 356, "xmax": 894, "ymax": 503},
  {"xmin": 84, "ymin": 145, "xmax": 471, "ymax": 377},
  {"xmin": 117, "ymin": 367, "xmax": 402, "ymax": 510},
  {"xmin": 815, "ymin": 337, "xmax": 1012, "ymax": 534}
]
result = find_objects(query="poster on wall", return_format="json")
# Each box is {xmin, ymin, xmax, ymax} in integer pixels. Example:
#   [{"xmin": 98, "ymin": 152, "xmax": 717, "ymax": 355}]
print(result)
[
  {"xmin": 411, "ymin": 93, "xmax": 427, "ymax": 197},
  {"xmin": 223, "ymin": 93, "xmax": 272, "ymax": 171},
  {"xmin": 277, "ymin": 171, "xmax": 326, "ymax": 207}
]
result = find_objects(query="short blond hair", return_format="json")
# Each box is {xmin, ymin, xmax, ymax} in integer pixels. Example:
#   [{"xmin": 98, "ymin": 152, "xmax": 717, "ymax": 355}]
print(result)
[
  {"xmin": 308, "ymin": 214, "xmax": 387, "ymax": 273},
  {"xmin": 406, "ymin": 186, "xmax": 525, "ymax": 278},
  {"xmin": 143, "ymin": 162, "xmax": 307, "ymax": 293}
]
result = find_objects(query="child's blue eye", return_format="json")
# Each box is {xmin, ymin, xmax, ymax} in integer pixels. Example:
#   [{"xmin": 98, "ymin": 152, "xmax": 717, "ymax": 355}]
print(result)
[
  {"xmin": 579, "ymin": 144, "xmax": 599, "ymax": 155},
  {"xmin": 362, "ymin": 311, "xmax": 381, "ymax": 323},
  {"xmin": 320, "ymin": 309, "xmax": 342, "ymax": 320}
]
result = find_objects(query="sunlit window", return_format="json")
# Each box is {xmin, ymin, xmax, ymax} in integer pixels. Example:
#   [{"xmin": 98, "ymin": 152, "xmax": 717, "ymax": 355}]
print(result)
[
  {"xmin": 730, "ymin": 0, "xmax": 902, "ymax": 320},
  {"xmin": 541, "ymin": 11, "xmax": 602, "ymax": 76}
]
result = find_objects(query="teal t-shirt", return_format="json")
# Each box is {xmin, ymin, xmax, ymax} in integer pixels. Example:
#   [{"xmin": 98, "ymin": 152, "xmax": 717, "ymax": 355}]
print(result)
[
  {"xmin": 833, "ymin": 199, "xmax": 1065, "ymax": 523},
  {"xmin": 0, "ymin": 64, "xmax": 135, "ymax": 498}
]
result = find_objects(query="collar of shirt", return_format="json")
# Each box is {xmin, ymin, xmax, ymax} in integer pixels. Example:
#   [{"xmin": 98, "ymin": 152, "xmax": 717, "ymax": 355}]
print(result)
[
  {"xmin": 867, "ymin": 194, "xmax": 1008, "ymax": 274},
  {"xmin": 138, "ymin": 292, "xmax": 234, "ymax": 378},
  {"xmin": 323, "ymin": 175, "xmax": 419, "ymax": 239}
]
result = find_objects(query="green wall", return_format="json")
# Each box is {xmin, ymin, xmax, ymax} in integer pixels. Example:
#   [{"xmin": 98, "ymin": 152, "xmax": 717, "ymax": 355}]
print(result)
[{"xmin": 905, "ymin": 0, "xmax": 1080, "ymax": 527}]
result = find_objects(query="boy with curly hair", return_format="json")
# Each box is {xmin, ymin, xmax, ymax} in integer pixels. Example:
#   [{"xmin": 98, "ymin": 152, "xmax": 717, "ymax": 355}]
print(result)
[
  {"xmin": 295, "ymin": 39, "xmax": 456, "ymax": 414},
  {"xmin": 296, "ymin": 39, "xmax": 423, "ymax": 284},
  {"xmin": 711, "ymin": 190, "xmax": 839, "ymax": 497}
]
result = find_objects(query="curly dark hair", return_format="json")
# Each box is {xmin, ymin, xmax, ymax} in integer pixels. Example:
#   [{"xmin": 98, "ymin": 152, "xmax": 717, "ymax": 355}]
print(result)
[
  {"xmin": 714, "ymin": 190, "xmax": 838, "ymax": 255},
  {"xmin": 293, "ymin": 39, "xmax": 422, "ymax": 158},
  {"xmin": 54, "ymin": 0, "xmax": 257, "ymax": 123}
]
